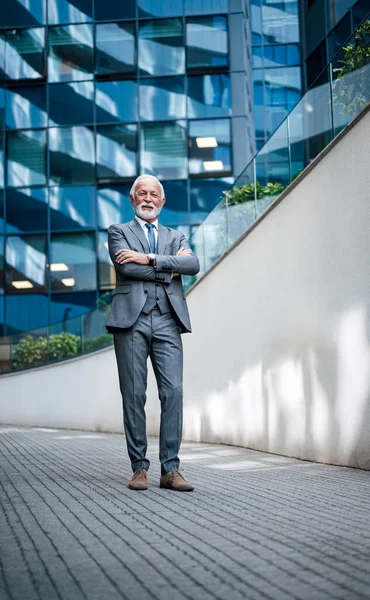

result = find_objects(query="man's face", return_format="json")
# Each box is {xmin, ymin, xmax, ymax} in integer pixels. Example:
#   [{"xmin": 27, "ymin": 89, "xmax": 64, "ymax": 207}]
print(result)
[{"xmin": 130, "ymin": 178, "xmax": 166, "ymax": 222}]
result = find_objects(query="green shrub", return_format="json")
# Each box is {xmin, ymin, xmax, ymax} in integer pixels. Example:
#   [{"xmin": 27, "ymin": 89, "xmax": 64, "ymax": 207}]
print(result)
[
  {"xmin": 83, "ymin": 334, "xmax": 112, "ymax": 353},
  {"xmin": 13, "ymin": 332, "xmax": 81, "ymax": 369},
  {"xmin": 222, "ymin": 181, "xmax": 286, "ymax": 206}
]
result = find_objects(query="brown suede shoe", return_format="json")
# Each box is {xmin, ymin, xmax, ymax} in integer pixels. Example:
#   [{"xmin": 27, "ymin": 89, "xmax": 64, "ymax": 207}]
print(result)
[
  {"xmin": 160, "ymin": 469, "xmax": 194, "ymax": 492},
  {"xmin": 128, "ymin": 468, "xmax": 148, "ymax": 490}
]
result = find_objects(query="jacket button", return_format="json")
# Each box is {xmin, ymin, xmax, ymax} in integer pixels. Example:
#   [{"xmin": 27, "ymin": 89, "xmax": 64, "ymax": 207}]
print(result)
[
  {"xmin": 156, "ymin": 297, "xmax": 159, "ymax": 301},
  {"xmin": 144, "ymin": 290, "xmax": 148, "ymax": 294}
]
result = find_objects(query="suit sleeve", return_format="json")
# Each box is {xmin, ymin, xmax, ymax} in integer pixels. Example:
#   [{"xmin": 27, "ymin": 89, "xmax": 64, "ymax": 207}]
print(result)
[
  {"xmin": 108, "ymin": 224, "xmax": 172, "ymax": 283},
  {"xmin": 155, "ymin": 232, "xmax": 200, "ymax": 276}
]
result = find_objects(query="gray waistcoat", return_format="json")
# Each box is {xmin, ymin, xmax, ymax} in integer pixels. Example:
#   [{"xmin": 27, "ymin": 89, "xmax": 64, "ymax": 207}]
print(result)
[{"xmin": 141, "ymin": 280, "xmax": 171, "ymax": 314}]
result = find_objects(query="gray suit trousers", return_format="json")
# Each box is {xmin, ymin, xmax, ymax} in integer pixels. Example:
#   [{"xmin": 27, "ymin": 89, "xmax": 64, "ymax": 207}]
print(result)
[{"xmin": 113, "ymin": 310, "xmax": 183, "ymax": 474}]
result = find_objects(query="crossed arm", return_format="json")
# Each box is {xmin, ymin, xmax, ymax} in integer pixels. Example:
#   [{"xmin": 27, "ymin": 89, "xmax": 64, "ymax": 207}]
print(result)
[{"xmin": 108, "ymin": 225, "xmax": 200, "ymax": 282}]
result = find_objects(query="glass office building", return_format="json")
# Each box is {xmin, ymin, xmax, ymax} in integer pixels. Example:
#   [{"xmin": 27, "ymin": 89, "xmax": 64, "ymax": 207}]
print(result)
[
  {"xmin": 0, "ymin": 0, "xmax": 258, "ymax": 334},
  {"xmin": 3, "ymin": 0, "xmax": 365, "ymax": 335}
]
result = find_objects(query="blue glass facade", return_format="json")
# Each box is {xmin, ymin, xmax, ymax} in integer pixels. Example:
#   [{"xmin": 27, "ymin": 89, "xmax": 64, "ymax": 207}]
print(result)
[{"xmin": 0, "ymin": 0, "xmax": 232, "ymax": 335}]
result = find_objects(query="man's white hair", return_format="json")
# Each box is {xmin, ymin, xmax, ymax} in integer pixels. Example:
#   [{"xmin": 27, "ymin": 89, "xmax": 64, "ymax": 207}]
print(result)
[{"xmin": 130, "ymin": 175, "xmax": 165, "ymax": 200}]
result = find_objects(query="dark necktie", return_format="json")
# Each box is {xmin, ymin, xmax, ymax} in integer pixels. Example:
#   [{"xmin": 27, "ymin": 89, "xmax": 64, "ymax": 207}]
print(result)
[{"xmin": 145, "ymin": 223, "xmax": 156, "ymax": 253}]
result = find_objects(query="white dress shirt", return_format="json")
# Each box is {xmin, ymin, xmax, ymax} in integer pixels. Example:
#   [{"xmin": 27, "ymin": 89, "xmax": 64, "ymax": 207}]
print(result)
[{"xmin": 135, "ymin": 215, "xmax": 158, "ymax": 251}]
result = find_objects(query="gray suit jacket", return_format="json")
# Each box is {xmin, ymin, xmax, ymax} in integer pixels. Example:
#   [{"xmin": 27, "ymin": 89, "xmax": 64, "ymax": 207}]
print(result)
[{"xmin": 106, "ymin": 219, "xmax": 200, "ymax": 333}]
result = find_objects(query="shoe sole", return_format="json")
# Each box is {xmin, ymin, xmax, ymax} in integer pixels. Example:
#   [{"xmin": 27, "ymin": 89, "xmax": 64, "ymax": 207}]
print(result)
[
  {"xmin": 160, "ymin": 484, "xmax": 194, "ymax": 492},
  {"xmin": 128, "ymin": 485, "xmax": 148, "ymax": 490}
]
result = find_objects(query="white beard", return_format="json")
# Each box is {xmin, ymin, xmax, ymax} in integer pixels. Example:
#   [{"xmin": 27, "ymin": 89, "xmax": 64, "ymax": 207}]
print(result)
[{"xmin": 135, "ymin": 203, "xmax": 161, "ymax": 221}]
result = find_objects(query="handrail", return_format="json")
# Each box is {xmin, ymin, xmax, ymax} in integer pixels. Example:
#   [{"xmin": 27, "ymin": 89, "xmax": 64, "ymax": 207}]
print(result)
[
  {"xmin": 185, "ymin": 16, "xmax": 370, "ymax": 290},
  {"xmin": 0, "ymin": 293, "xmax": 113, "ymax": 375}
]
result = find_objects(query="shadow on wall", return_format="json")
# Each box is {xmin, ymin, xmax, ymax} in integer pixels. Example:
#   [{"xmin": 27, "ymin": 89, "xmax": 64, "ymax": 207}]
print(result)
[{"xmin": 184, "ymin": 302, "xmax": 370, "ymax": 470}]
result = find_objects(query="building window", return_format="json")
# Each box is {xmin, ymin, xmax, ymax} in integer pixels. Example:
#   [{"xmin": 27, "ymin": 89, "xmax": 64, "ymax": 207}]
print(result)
[
  {"xmin": 5, "ymin": 234, "xmax": 47, "ymax": 293},
  {"xmin": 138, "ymin": 0, "xmax": 183, "ymax": 18},
  {"xmin": 48, "ymin": 0, "xmax": 93, "ymax": 25},
  {"xmin": 140, "ymin": 76, "xmax": 186, "ymax": 121},
  {"xmin": 48, "ymin": 24, "xmax": 94, "ymax": 82},
  {"xmin": 98, "ymin": 231, "xmax": 115, "ymax": 289},
  {"xmin": 6, "ymin": 188, "xmax": 48, "ymax": 233},
  {"xmin": 261, "ymin": 0, "xmax": 300, "ymax": 45},
  {"xmin": 50, "ymin": 186, "xmax": 96, "ymax": 230},
  {"xmin": 95, "ymin": 22, "xmax": 136, "ymax": 74},
  {"xmin": 7, "ymin": 129, "xmax": 46, "ymax": 187},
  {"xmin": 187, "ymin": 74, "xmax": 231, "ymax": 118},
  {"xmin": 2, "ymin": 28, "xmax": 45, "ymax": 80},
  {"xmin": 186, "ymin": 16, "xmax": 228, "ymax": 69},
  {"xmin": 50, "ymin": 232, "xmax": 97, "ymax": 291},
  {"xmin": 97, "ymin": 124, "xmax": 137, "ymax": 180},
  {"xmin": 95, "ymin": 80, "xmax": 138, "ymax": 124},
  {"xmin": 6, "ymin": 294, "xmax": 48, "ymax": 334},
  {"xmin": 49, "ymin": 81, "xmax": 94, "ymax": 126},
  {"xmin": 140, "ymin": 121, "xmax": 187, "ymax": 180},
  {"xmin": 189, "ymin": 118, "xmax": 231, "ymax": 175},
  {"xmin": 6, "ymin": 86, "xmax": 47, "ymax": 129},
  {"xmin": 94, "ymin": 0, "xmax": 136, "ymax": 21},
  {"xmin": 184, "ymin": 0, "xmax": 228, "ymax": 15},
  {"xmin": 97, "ymin": 184, "xmax": 133, "ymax": 229},
  {"xmin": 138, "ymin": 18, "xmax": 185, "ymax": 76},
  {"xmin": 49, "ymin": 126, "xmax": 95, "ymax": 184},
  {"xmin": 157, "ymin": 179, "xmax": 188, "ymax": 227}
]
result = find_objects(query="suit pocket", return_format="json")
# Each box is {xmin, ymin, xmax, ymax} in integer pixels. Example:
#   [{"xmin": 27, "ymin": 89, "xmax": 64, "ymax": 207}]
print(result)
[{"xmin": 112, "ymin": 285, "xmax": 132, "ymax": 295}]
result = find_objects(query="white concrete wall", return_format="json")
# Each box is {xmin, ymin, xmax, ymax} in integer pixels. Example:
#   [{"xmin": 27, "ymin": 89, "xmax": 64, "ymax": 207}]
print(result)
[{"xmin": 1, "ymin": 107, "xmax": 370, "ymax": 469}]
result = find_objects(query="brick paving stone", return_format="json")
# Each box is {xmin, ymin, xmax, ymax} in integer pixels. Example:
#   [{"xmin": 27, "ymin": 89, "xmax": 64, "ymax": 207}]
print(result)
[{"xmin": 0, "ymin": 425, "xmax": 370, "ymax": 600}]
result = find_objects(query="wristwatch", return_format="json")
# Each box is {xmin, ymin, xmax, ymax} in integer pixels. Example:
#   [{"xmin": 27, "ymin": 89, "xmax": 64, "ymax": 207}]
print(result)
[{"xmin": 147, "ymin": 253, "xmax": 156, "ymax": 266}]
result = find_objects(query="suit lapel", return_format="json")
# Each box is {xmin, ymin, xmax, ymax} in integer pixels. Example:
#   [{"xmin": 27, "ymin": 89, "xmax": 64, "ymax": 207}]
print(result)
[
  {"xmin": 157, "ymin": 223, "xmax": 168, "ymax": 256},
  {"xmin": 127, "ymin": 219, "xmax": 150, "ymax": 253}
]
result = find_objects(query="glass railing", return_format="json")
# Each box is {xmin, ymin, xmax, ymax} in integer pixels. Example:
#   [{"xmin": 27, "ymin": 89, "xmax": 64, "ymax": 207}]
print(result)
[
  {"xmin": 0, "ymin": 293, "xmax": 113, "ymax": 375},
  {"xmin": 186, "ymin": 17, "xmax": 370, "ymax": 288}
]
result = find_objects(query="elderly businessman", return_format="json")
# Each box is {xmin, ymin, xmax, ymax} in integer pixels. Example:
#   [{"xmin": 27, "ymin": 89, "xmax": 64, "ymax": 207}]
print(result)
[{"xmin": 106, "ymin": 175, "xmax": 200, "ymax": 492}]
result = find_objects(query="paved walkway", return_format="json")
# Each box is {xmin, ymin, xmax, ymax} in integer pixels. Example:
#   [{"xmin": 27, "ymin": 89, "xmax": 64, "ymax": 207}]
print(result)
[{"xmin": 0, "ymin": 426, "xmax": 370, "ymax": 600}]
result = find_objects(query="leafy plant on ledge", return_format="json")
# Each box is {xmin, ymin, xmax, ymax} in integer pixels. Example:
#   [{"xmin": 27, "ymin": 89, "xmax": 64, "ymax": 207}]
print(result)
[
  {"xmin": 332, "ymin": 19, "xmax": 370, "ymax": 115},
  {"xmin": 222, "ymin": 181, "xmax": 286, "ymax": 206},
  {"xmin": 13, "ymin": 332, "xmax": 81, "ymax": 369}
]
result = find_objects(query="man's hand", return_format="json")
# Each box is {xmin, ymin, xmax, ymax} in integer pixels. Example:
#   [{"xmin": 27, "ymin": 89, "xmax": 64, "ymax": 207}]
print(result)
[
  {"xmin": 172, "ymin": 247, "xmax": 192, "ymax": 277},
  {"xmin": 115, "ymin": 249, "xmax": 149, "ymax": 265},
  {"xmin": 176, "ymin": 247, "xmax": 192, "ymax": 256}
]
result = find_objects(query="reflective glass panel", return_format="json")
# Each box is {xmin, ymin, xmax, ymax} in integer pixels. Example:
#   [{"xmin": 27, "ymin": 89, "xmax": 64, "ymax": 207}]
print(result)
[
  {"xmin": 328, "ymin": 13, "xmax": 351, "ymax": 61},
  {"xmin": 48, "ymin": 24, "xmax": 93, "ymax": 82},
  {"xmin": 50, "ymin": 292, "xmax": 96, "ymax": 331},
  {"xmin": 187, "ymin": 16, "xmax": 228, "ymax": 69},
  {"xmin": 6, "ymin": 234, "xmax": 47, "ymax": 292},
  {"xmin": 306, "ymin": 41, "xmax": 327, "ymax": 88},
  {"xmin": 0, "ymin": 297, "xmax": 3, "ymax": 336},
  {"xmin": 96, "ymin": 22, "xmax": 135, "ymax": 75},
  {"xmin": 0, "ymin": 0, "xmax": 46, "ymax": 27},
  {"xmin": 263, "ymin": 66, "xmax": 302, "ymax": 137},
  {"xmin": 139, "ymin": 19, "xmax": 185, "ymax": 76},
  {"xmin": 158, "ymin": 180, "xmax": 188, "ymax": 227},
  {"xmin": 97, "ymin": 184, "xmax": 133, "ymax": 229},
  {"xmin": 6, "ymin": 294, "xmax": 48, "ymax": 334},
  {"xmin": 96, "ymin": 80, "xmax": 138, "ymax": 123},
  {"xmin": 0, "ymin": 192, "xmax": 4, "ymax": 232},
  {"xmin": 49, "ymin": 81, "xmax": 94, "ymax": 125},
  {"xmin": 255, "ymin": 119, "xmax": 289, "ymax": 216},
  {"xmin": 95, "ymin": 0, "xmax": 136, "ymax": 21},
  {"xmin": 3, "ymin": 28, "xmax": 45, "ymax": 80},
  {"xmin": 49, "ymin": 126, "xmax": 95, "ymax": 184},
  {"xmin": 184, "ymin": 0, "xmax": 228, "ymax": 15},
  {"xmin": 0, "ymin": 235, "xmax": 3, "ymax": 293},
  {"xmin": 140, "ymin": 76, "xmax": 185, "ymax": 121},
  {"xmin": 261, "ymin": 0, "xmax": 299, "ymax": 44},
  {"xmin": 6, "ymin": 188, "xmax": 48, "ymax": 233},
  {"xmin": 189, "ymin": 119, "xmax": 231, "ymax": 175},
  {"xmin": 226, "ymin": 162, "xmax": 256, "ymax": 245},
  {"xmin": 139, "ymin": 0, "xmax": 183, "ymax": 18},
  {"xmin": 190, "ymin": 177, "xmax": 231, "ymax": 224},
  {"xmin": 141, "ymin": 121, "xmax": 187, "ymax": 180},
  {"xmin": 187, "ymin": 74, "xmax": 231, "ymax": 118},
  {"xmin": 0, "ymin": 130, "xmax": 4, "ymax": 189},
  {"xmin": 98, "ymin": 231, "xmax": 115, "ymax": 289},
  {"xmin": 328, "ymin": 0, "xmax": 356, "ymax": 29},
  {"xmin": 7, "ymin": 129, "xmax": 46, "ymax": 187},
  {"xmin": 5, "ymin": 86, "xmax": 46, "ymax": 129},
  {"xmin": 97, "ymin": 125, "xmax": 137, "ymax": 180},
  {"xmin": 253, "ymin": 44, "xmax": 300, "ymax": 68},
  {"xmin": 50, "ymin": 232, "xmax": 97, "ymax": 291},
  {"xmin": 48, "ymin": 0, "xmax": 93, "ymax": 25},
  {"xmin": 50, "ymin": 186, "xmax": 96, "ymax": 230}
]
